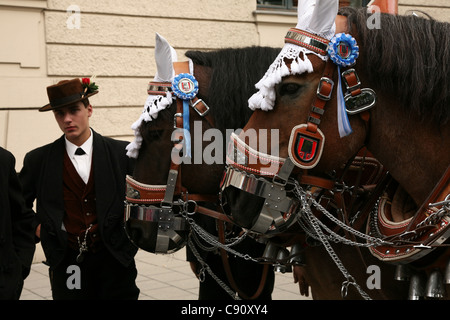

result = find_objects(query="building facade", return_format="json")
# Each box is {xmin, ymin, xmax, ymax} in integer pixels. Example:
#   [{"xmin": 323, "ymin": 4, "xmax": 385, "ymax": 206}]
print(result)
[{"xmin": 1, "ymin": 0, "xmax": 449, "ymax": 170}]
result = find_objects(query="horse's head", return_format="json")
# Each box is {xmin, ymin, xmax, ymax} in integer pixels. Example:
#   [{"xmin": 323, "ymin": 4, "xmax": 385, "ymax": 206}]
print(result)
[
  {"xmin": 124, "ymin": 34, "xmax": 221, "ymax": 254},
  {"xmin": 221, "ymin": 1, "xmax": 375, "ymax": 235},
  {"xmin": 124, "ymin": 34, "xmax": 282, "ymax": 253},
  {"xmin": 223, "ymin": 1, "xmax": 450, "ymax": 284}
]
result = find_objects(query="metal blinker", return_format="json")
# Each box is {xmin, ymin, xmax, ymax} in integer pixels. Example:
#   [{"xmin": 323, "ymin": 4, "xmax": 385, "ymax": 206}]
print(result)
[
  {"xmin": 408, "ymin": 273, "xmax": 426, "ymax": 300},
  {"xmin": 274, "ymin": 248, "xmax": 291, "ymax": 273},
  {"xmin": 262, "ymin": 241, "xmax": 280, "ymax": 262},
  {"xmin": 425, "ymin": 269, "xmax": 446, "ymax": 299},
  {"xmin": 394, "ymin": 264, "xmax": 411, "ymax": 281},
  {"xmin": 289, "ymin": 243, "xmax": 306, "ymax": 266},
  {"xmin": 444, "ymin": 259, "xmax": 450, "ymax": 284}
]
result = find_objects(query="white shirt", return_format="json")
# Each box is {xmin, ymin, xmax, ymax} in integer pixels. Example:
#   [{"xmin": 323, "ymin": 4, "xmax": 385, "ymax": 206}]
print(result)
[{"xmin": 65, "ymin": 130, "xmax": 93, "ymax": 184}]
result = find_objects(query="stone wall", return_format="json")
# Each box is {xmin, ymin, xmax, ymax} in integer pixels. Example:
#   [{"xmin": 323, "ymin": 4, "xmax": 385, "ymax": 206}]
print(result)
[
  {"xmin": 0, "ymin": 0, "xmax": 449, "ymax": 170},
  {"xmin": 0, "ymin": 0, "xmax": 259, "ymax": 169}
]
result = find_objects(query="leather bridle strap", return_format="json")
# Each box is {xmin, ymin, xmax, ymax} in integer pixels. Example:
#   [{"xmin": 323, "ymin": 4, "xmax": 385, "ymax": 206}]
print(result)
[
  {"xmin": 173, "ymin": 62, "xmax": 215, "ymax": 128},
  {"xmin": 406, "ymin": 165, "xmax": 450, "ymax": 233},
  {"xmin": 162, "ymin": 61, "xmax": 214, "ymax": 207},
  {"xmin": 194, "ymin": 204, "xmax": 234, "ymax": 224},
  {"xmin": 217, "ymin": 221, "xmax": 269, "ymax": 300},
  {"xmin": 306, "ymin": 59, "xmax": 337, "ymax": 131}
]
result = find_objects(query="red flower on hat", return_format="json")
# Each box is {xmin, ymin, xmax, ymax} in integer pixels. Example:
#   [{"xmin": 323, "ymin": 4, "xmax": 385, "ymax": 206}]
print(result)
[{"xmin": 81, "ymin": 76, "xmax": 98, "ymax": 94}]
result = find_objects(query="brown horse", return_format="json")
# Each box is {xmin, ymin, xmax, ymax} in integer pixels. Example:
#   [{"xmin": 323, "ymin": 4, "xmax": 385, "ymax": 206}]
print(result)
[
  {"xmin": 124, "ymin": 37, "xmax": 281, "ymax": 299},
  {"xmin": 221, "ymin": 5, "xmax": 450, "ymax": 299}
]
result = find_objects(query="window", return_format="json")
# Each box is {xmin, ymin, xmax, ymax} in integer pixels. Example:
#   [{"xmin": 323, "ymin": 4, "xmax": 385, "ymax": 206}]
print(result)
[
  {"xmin": 257, "ymin": 0, "xmax": 297, "ymax": 11},
  {"xmin": 257, "ymin": 0, "xmax": 372, "ymax": 11}
]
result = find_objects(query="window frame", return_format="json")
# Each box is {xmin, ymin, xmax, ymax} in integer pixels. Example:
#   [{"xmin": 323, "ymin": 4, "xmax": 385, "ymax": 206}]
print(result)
[
  {"xmin": 256, "ymin": 0, "xmax": 297, "ymax": 11},
  {"xmin": 256, "ymin": 0, "xmax": 372, "ymax": 11}
]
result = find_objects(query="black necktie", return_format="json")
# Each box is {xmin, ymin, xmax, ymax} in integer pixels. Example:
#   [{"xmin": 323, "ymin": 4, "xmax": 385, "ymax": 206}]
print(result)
[{"xmin": 75, "ymin": 148, "xmax": 86, "ymax": 156}]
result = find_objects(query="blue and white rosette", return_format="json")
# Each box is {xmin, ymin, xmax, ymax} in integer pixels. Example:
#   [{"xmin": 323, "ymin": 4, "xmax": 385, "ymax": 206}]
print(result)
[
  {"xmin": 172, "ymin": 73, "xmax": 199, "ymax": 158},
  {"xmin": 327, "ymin": 33, "xmax": 359, "ymax": 138}
]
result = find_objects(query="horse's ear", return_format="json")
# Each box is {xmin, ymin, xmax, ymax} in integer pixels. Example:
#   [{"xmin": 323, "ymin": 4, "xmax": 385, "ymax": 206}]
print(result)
[
  {"xmin": 154, "ymin": 33, "xmax": 177, "ymax": 82},
  {"xmin": 296, "ymin": 0, "xmax": 317, "ymax": 31},
  {"xmin": 297, "ymin": 0, "xmax": 316, "ymax": 22},
  {"xmin": 308, "ymin": 0, "xmax": 338, "ymax": 39}
]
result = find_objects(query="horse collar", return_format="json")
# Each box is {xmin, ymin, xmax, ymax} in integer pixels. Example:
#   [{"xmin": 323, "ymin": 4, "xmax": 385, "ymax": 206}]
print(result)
[{"xmin": 369, "ymin": 166, "xmax": 450, "ymax": 264}]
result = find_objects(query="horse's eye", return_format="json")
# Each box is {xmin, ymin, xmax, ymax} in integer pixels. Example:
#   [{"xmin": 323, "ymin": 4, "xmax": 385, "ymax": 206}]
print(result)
[
  {"xmin": 146, "ymin": 129, "xmax": 163, "ymax": 141},
  {"xmin": 279, "ymin": 83, "xmax": 302, "ymax": 96}
]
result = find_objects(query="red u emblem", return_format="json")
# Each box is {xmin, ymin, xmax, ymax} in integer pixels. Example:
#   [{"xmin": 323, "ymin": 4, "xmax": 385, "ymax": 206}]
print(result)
[
  {"xmin": 295, "ymin": 136, "xmax": 318, "ymax": 162},
  {"xmin": 338, "ymin": 42, "xmax": 350, "ymax": 59},
  {"xmin": 288, "ymin": 124, "xmax": 325, "ymax": 169}
]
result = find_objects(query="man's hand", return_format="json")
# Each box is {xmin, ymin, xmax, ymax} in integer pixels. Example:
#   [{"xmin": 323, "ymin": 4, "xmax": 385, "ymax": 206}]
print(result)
[
  {"xmin": 35, "ymin": 224, "xmax": 41, "ymax": 238},
  {"xmin": 293, "ymin": 265, "xmax": 310, "ymax": 297}
]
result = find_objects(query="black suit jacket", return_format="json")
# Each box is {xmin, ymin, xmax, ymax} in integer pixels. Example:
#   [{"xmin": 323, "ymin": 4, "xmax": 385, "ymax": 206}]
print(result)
[
  {"xmin": 19, "ymin": 129, "xmax": 137, "ymax": 268},
  {"xmin": 0, "ymin": 147, "xmax": 35, "ymax": 299}
]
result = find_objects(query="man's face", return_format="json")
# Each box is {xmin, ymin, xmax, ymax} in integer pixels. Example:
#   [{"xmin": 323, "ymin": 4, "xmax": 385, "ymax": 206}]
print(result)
[{"xmin": 53, "ymin": 101, "xmax": 93, "ymax": 145}]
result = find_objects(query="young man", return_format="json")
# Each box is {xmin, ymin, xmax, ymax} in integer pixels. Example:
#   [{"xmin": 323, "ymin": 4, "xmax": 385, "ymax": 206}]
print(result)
[
  {"xmin": 0, "ymin": 147, "xmax": 36, "ymax": 300},
  {"xmin": 19, "ymin": 78, "xmax": 139, "ymax": 299}
]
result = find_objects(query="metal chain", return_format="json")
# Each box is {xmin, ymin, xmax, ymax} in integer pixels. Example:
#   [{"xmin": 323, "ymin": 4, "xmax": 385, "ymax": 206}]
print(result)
[
  {"xmin": 417, "ymin": 194, "xmax": 450, "ymax": 229},
  {"xmin": 291, "ymin": 183, "xmax": 377, "ymax": 300},
  {"xmin": 190, "ymin": 230, "xmax": 219, "ymax": 252},
  {"xmin": 294, "ymin": 184, "xmax": 393, "ymax": 247},
  {"xmin": 302, "ymin": 202, "xmax": 372, "ymax": 300},
  {"xmin": 184, "ymin": 216, "xmax": 261, "ymax": 263},
  {"xmin": 187, "ymin": 235, "xmax": 241, "ymax": 300},
  {"xmin": 76, "ymin": 225, "xmax": 92, "ymax": 263}
]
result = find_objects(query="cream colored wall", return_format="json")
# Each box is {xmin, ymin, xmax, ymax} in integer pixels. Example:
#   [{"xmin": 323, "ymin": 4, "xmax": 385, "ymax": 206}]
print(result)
[
  {"xmin": 0, "ymin": 0, "xmax": 259, "ymax": 171},
  {"xmin": 399, "ymin": 0, "xmax": 450, "ymax": 22},
  {"xmin": 1, "ymin": 0, "xmax": 449, "ymax": 171},
  {"xmin": 254, "ymin": 0, "xmax": 450, "ymax": 48}
]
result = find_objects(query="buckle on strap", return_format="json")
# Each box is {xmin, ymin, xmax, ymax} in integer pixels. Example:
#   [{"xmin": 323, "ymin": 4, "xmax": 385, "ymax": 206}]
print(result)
[
  {"xmin": 342, "ymin": 69, "xmax": 361, "ymax": 92},
  {"xmin": 191, "ymin": 98, "xmax": 210, "ymax": 117},
  {"xmin": 317, "ymin": 77, "xmax": 334, "ymax": 101},
  {"xmin": 173, "ymin": 113, "xmax": 183, "ymax": 129}
]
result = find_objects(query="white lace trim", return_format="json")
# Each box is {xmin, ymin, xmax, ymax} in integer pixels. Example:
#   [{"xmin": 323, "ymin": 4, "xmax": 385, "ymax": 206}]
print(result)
[
  {"xmin": 248, "ymin": 43, "xmax": 328, "ymax": 112},
  {"xmin": 126, "ymin": 60, "xmax": 195, "ymax": 159},
  {"xmin": 126, "ymin": 92, "xmax": 175, "ymax": 158}
]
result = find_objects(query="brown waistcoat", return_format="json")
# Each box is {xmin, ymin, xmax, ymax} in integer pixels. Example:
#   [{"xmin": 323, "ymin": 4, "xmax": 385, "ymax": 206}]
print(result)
[{"xmin": 63, "ymin": 151, "xmax": 102, "ymax": 252}]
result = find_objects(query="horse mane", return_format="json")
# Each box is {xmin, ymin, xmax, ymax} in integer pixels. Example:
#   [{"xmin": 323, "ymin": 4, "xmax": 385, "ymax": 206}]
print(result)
[
  {"xmin": 339, "ymin": 7, "xmax": 450, "ymax": 126},
  {"xmin": 185, "ymin": 46, "xmax": 281, "ymax": 132}
]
